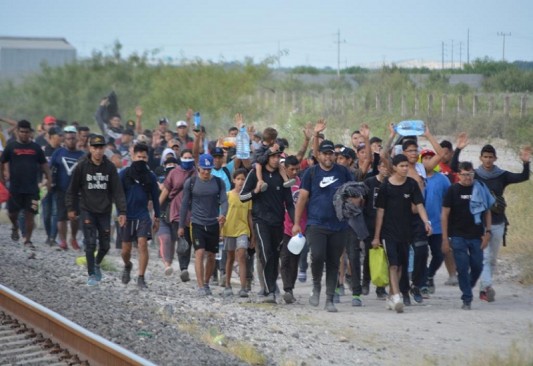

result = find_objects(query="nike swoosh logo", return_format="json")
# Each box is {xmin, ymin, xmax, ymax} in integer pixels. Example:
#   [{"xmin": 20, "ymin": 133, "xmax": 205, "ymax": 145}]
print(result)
[{"xmin": 319, "ymin": 178, "xmax": 339, "ymax": 188}]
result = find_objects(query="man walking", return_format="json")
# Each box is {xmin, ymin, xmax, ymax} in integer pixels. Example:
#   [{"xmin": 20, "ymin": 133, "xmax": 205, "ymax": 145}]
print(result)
[
  {"xmin": 292, "ymin": 133, "xmax": 354, "ymax": 313},
  {"xmin": 66, "ymin": 135, "xmax": 127, "ymax": 286},
  {"xmin": 0, "ymin": 120, "xmax": 51, "ymax": 248},
  {"xmin": 119, "ymin": 143, "xmax": 161, "ymax": 289}
]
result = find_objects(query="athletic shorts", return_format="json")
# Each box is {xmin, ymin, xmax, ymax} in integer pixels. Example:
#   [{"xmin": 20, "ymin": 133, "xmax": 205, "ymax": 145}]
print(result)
[
  {"xmin": 8, "ymin": 193, "xmax": 40, "ymax": 214},
  {"xmin": 191, "ymin": 223, "xmax": 219, "ymax": 253},
  {"xmin": 382, "ymin": 239, "xmax": 409, "ymax": 267},
  {"xmin": 224, "ymin": 235, "xmax": 249, "ymax": 251},
  {"xmin": 120, "ymin": 217, "xmax": 152, "ymax": 242},
  {"xmin": 56, "ymin": 190, "xmax": 79, "ymax": 221}
]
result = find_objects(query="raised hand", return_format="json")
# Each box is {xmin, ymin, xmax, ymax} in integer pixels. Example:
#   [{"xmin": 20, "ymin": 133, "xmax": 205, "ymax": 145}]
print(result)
[
  {"xmin": 359, "ymin": 123, "xmax": 370, "ymax": 139},
  {"xmin": 456, "ymin": 132, "xmax": 469, "ymax": 150},
  {"xmin": 185, "ymin": 108, "xmax": 193, "ymax": 122},
  {"xmin": 135, "ymin": 106, "xmax": 143, "ymax": 118},
  {"xmin": 314, "ymin": 119, "xmax": 327, "ymax": 134},
  {"xmin": 519, "ymin": 145, "xmax": 532, "ymax": 162},
  {"xmin": 234, "ymin": 113, "xmax": 244, "ymax": 128}
]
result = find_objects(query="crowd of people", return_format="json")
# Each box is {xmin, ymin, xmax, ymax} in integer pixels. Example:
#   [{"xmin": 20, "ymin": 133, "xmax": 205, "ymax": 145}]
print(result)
[{"xmin": 0, "ymin": 98, "xmax": 530, "ymax": 313}]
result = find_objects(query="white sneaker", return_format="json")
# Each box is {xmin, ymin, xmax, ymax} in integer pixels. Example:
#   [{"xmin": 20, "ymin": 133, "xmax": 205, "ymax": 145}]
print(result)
[
  {"xmin": 386, "ymin": 297, "xmax": 395, "ymax": 310},
  {"xmin": 392, "ymin": 294, "xmax": 404, "ymax": 313},
  {"xmin": 445, "ymin": 275, "xmax": 458, "ymax": 286},
  {"xmin": 164, "ymin": 266, "xmax": 173, "ymax": 276}
]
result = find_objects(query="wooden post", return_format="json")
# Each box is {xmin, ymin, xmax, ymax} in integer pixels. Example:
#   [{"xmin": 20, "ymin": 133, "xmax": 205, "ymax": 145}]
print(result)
[
  {"xmin": 414, "ymin": 93, "xmax": 420, "ymax": 116},
  {"xmin": 441, "ymin": 95, "xmax": 447, "ymax": 118},
  {"xmin": 457, "ymin": 95, "xmax": 464, "ymax": 115},
  {"xmin": 520, "ymin": 94, "xmax": 527, "ymax": 118},
  {"xmin": 401, "ymin": 94, "xmax": 407, "ymax": 117},
  {"xmin": 504, "ymin": 95, "xmax": 510, "ymax": 117},
  {"xmin": 488, "ymin": 95, "xmax": 494, "ymax": 116},
  {"xmin": 375, "ymin": 94, "xmax": 381, "ymax": 112},
  {"xmin": 473, "ymin": 95, "xmax": 478, "ymax": 117},
  {"xmin": 427, "ymin": 93, "xmax": 433, "ymax": 117},
  {"xmin": 388, "ymin": 93, "xmax": 393, "ymax": 114}
]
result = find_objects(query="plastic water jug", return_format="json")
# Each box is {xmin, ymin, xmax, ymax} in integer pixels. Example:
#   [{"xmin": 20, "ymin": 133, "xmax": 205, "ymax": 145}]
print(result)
[
  {"xmin": 236, "ymin": 125, "xmax": 251, "ymax": 159},
  {"xmin": 287, "ymin": 233, "xmax": 306, "ymax": 255},
  {"xmin": 193, "ymin": 112, "xmax": 201, "ymax": 131},
  {"xmin": 395, "ymin": 120, "xmax": 425, "ymax": 136}
]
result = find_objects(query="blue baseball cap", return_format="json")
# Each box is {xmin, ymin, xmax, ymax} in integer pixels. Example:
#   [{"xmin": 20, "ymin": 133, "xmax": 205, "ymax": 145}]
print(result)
[{"xmin": 198, "ymin": 154, "xmax": 214, "ymax": 169}]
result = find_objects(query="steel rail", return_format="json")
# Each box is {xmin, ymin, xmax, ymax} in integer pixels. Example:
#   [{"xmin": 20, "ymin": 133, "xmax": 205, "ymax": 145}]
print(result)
[{"xmin": 0, "ymin": 284, "xmax": 157, "ymax": 366}]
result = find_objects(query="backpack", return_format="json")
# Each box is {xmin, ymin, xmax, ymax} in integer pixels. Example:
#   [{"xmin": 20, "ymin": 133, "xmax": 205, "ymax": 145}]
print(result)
[
  {"xmin": 189, "ymin": 175, "xmax": 223, "ymax": 209},
  {"xmin": 222, "ymin": 166, "xmax": 234, "ymax": 190}
]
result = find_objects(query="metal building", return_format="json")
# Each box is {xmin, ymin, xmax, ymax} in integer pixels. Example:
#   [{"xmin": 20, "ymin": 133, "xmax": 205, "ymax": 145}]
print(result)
[{"xmin": 0, "ymin": 36, "xmax": 76, "ymax": 81}]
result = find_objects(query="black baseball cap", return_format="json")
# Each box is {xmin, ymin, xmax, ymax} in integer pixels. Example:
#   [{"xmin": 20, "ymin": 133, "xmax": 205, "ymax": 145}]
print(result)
[
  {"xmin": 211, "ymin": 147, "xmax": 225, "ymax": 157},
  {"xmin": 319, "ymin": 140, "xmax": 335, "ymax": 153},
  {"xmin": 89, "ymin": 134, "xmax": 106, "ymax": 146},
  {"xmin": 339, "ymin": 147, "xmax": 356, "ymax": 160}
]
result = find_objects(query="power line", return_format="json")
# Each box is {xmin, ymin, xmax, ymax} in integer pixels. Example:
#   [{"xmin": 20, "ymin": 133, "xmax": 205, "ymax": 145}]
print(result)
[{"xmin": 497, "ymin": 32, "xmax": 511, "ymax": 61}]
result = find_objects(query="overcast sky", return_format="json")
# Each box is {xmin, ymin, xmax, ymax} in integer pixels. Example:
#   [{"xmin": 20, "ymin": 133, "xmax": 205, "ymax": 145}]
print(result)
[{"xmin": 2, "ymin": 0, "xmax": 532, "ymax": 68}]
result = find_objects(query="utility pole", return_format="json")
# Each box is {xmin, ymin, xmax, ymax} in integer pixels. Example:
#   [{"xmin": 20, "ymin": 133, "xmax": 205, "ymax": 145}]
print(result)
[
  {"xmin": 497, "ymin": 32, "xmax": 511, "ymax": 61},
  {"xmin": 442, "ymin": 41, "xmax": 445, "ymax": 69},
  {"xmin": 335, "ymin": 29, "xmax": 346, "ymax": 78},
  {"xmin": 451, "ymin": 40, "xmax": 454, "ymax": 69},
  {"xmin": 459, "ymin": 42, "xmax": 462, "ymax": 68},
  {"xmin": 467, "ymin": 28, "xmax": 470, "ymax": 65}
]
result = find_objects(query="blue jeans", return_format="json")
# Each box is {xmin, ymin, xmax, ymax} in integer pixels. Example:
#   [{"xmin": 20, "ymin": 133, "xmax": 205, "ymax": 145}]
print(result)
[
  {"xmin": 41, "ymin": 190, "xmax": 58, "ymax": 240},
  {"xmin": 480, "ymin": 223, "xmax": 505, "ymax": 290},
  {"xmin": 450, "ymin": 237, "xmax": 483, "ymax": 303}
]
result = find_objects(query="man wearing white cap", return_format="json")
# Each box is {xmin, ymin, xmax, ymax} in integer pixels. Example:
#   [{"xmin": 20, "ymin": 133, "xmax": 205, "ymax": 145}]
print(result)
[{"xmin": 176, "ymin": 120, "xmax": 193, "ymax": 150}]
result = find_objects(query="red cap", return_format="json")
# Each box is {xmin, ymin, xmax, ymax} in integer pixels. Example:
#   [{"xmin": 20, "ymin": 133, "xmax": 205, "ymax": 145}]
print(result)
[
  {"xmin": 420, "ymin": 148, "xmax": 436, "ymax": 158},
  {"xmin": 43, "ymin": 115, "xmax": 56, "ymax": 125}
]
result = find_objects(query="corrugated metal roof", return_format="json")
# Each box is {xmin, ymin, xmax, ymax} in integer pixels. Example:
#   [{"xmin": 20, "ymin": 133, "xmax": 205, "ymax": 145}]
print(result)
[{"xmin": 0, "ymin": 36, "xmax": 75, "ymax": 51}]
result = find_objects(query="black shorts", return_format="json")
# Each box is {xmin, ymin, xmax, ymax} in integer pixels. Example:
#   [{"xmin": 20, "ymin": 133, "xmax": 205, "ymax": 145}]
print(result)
[
  {"xmin": 191, "ymin": 223, "xmax": 220, "ymax": 253},
  {"xmin": 120, "ymin": 217, "xmax": 152, "ymax": 242},
  {"xmin": 8, "ymin": 193, "xmax": 40, "ymax": 214},
  {"xmin": 382, "ymin": 239, "xmax": 409, "ymax": 267}
]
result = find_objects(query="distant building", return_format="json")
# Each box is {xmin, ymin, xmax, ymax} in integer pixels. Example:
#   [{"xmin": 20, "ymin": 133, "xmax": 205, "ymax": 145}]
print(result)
[{"xmin": 0, "ymin": 36, "xmax": 76, "ymax": 81}]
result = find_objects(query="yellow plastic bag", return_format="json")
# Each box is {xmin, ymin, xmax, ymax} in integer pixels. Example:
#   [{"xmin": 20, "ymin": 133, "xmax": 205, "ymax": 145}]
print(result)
[{"xmin": 369, "ymin": 247, "xmax": 389, "ymax": 287}]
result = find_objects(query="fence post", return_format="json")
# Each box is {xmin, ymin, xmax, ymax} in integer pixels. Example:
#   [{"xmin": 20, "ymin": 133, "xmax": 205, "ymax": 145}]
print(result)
[
  {"xmin": 414, "ymin": 93, "xmax": 420, "ymax": 116},
  {"xmin": 504, "ymin": 95, "xmax": 510, "ymax": 117},
  {"xmin": 375, "ymin": 94, "xmax": 381, "ymax": 112},
  {"xmin": 401, "ymin": 94, "xmax": 407, "ymax": 117},
  {"xmin": 520, "ymin": 94, "xmax": 527, "ymax": 118},
  {"xmin": 473, "ymin": 95, "xmax": 478, "ymax": 117},
  {"xmin": 388, "ymin": 92, "xmax": 393, "ymax": 114},
  {"xmin": 457, "ymin": 95, "xmax": 464, "ymax": 116},
  {"xmin": 488, "ymin": 95, "xmax": 494, "ymax": 116},
  {"xmin": 427, "ymin": 93, "xmax": 433, "ymax": 117},
  {"xmin": 441, "ymin": 94, "xmax": 447, "ymax": 118}
]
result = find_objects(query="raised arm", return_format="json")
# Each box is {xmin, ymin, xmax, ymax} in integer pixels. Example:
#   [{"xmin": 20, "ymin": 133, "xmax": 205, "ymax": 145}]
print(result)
[
  {"xmin": 134, "ymin": 106, "xmax": 143, "ymax": 134},
  {"xmin": 422, "ymin": 124, "xmax": 444, "ymax": 171},
  {"xmin": 296, "ymin": 122, "xmax": 313, "ymax": 162}
]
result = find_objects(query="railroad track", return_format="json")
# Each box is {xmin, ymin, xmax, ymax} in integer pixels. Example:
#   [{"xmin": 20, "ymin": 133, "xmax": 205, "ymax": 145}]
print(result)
[{"xmin": 0, "ymin": 284, "xmax": 156, "ymax": 366}]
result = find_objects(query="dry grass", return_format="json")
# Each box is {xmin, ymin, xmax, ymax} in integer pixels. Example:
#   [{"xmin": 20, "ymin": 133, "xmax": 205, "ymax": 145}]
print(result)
[
  {"xmin": 501, "ymin": 180, "xmax": 533, "ymax": 285},
  {"xmin": 200, "ymin": 326, "xmax": 267, "ymax": 365}
]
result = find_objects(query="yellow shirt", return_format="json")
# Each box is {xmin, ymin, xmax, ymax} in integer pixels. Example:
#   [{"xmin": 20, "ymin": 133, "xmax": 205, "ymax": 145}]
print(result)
[{"xmin": 222, "ymin": 191, "xmax": 251, "ymax": 238}]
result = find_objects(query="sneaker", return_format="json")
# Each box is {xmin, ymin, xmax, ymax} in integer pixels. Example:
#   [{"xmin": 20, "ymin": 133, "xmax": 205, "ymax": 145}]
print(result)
[
  {"xmin": 361, "ymin": 284, "xmax": 370, "ymax": 296},
  {"xmin": 345, "ymin": 274, "xmax": 352, "ymax": 287},
  {"xmin": 485, "ymin": 286, "xmax": 496, "ymax": 302},
  {"xmin": 137, "ymin": 276, "xmax": 148, "ymax": 289},
  {"xmin": 479, "ymin": 290, "xmax": 488, "ymax": 302},
  {"xmin": 283, "ymin": 291, "xmax": 296, "ymax": 304},
  {"xmin": 257, "ymin": 289, "xmax": 267, "ymax": 297},
  {"xmin": 283, "ymin": 178, "xmax": 296, "ymax": 188},
  {"xmin": 445, "ymin": 275, "xmax": 458, "ymax": 286},
  {"xmin": 386, "ymin": 297, "xmax": 395, "ymax": 310},
  {"xmin": 87, "ymin": 275, "xmax": 98, "ymax": 286},
  {"xmin": 410, "ymin": 286, "xmax": 423, "ymax": 304},
  {"xmin": 392, "ymin": 294, "xmax": 404, "ymax": 313},
  {"xmin": 309, "ymin": 286, "xmax": 321, "ymax": 307},
  {"xmin": 71, "ymin": 239, "xmax": 81, "ymax": 250},
  {"xmin": 180, "ymin": 269, "xmax": 190, "ymax": 282},
  {"xmin": 164, "ymin": 266, "xmax": 173, "ymax": 276},
  {"xmin": 462, "ymin": 301, "xmax": 472, "ymax": 310},
  {"xmin": 245, "ymin": 279, "xmax": 252, "ymax": 292},
  {"xmin": 222, "ymin": 287, "xmax": 234, "ymax": 298},
  {"xmin": 94, "ymin": 265, "xmax": 103, "ymax": 282},
  {"xmin": 351, "ymin": 295, "xmax": 363, "ymax": 307},
  {"xmin": 45, "ymin": 237, "xmax": 52, "ymax": 246},
  {"xmin": 420, "ymin": 287, "xmax": 430, "ymax": 299},
  {"xmin": 261, "ymin": 292, "xmax": 276, "ymax": 304},
  {"xmin": 204, "ymin": 284, "xmax": 212, "ymax": 296},
  {"xmin": 260, "ymin": 182, "xmax": 268, "ymax": 192},
  {"xmin": 212, "ymin": 271, "xmax": 219, "ymax": 286},
  {"xmin": 333, "ymin": 292, "xmax": 340, "ymax": 303},
  {"xmin": 298, "ymin": 271, "xmax": 307, "ymax": 283},
  {"xmin": 427, "ymin": 277, "xmax": 435, "ymax": 294},
  {"xmin": 197, "ymin": 287, "xmax": 208, "ymax": 296},
  {"xmin": 402, "ymin": 293, "xmax": 411, "ymax": 306},
  {"xmin": 58, "ymin": 241, "xmax": 68, "ymax": 251},
  {"xmin": 337, "ymin": 285, "xmax": 346, "ymax": 296},
  {"xmin": 11, "ymin": 227, "xmax": 20, "ymax": 241},
  {"xmin": 238, "ymin": 288, "xmax": 249, "ymax": 298},
  {"xmin": 24, "ymin": 241, "xmax": 36, "ymax": 250},
  {"xmin": 122, "ymin": 262, "xmax": 132, "ymax": 284},
  {"xmin": 49, "ymin": 239, "xmax": 58, "ymax": 247},
  {"xmin": 325, "ymin": 300, "xmax": 338, "ymax": 313},
  {"xmin": 376, "ymin": 287, "xmax": 388, "ymax": 300}
]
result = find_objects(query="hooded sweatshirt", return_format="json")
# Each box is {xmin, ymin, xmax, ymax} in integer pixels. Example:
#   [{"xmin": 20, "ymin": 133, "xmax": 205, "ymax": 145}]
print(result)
[{"xmin": 66, "ymin": 154, "xmax": 126, "ymax": 215}]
